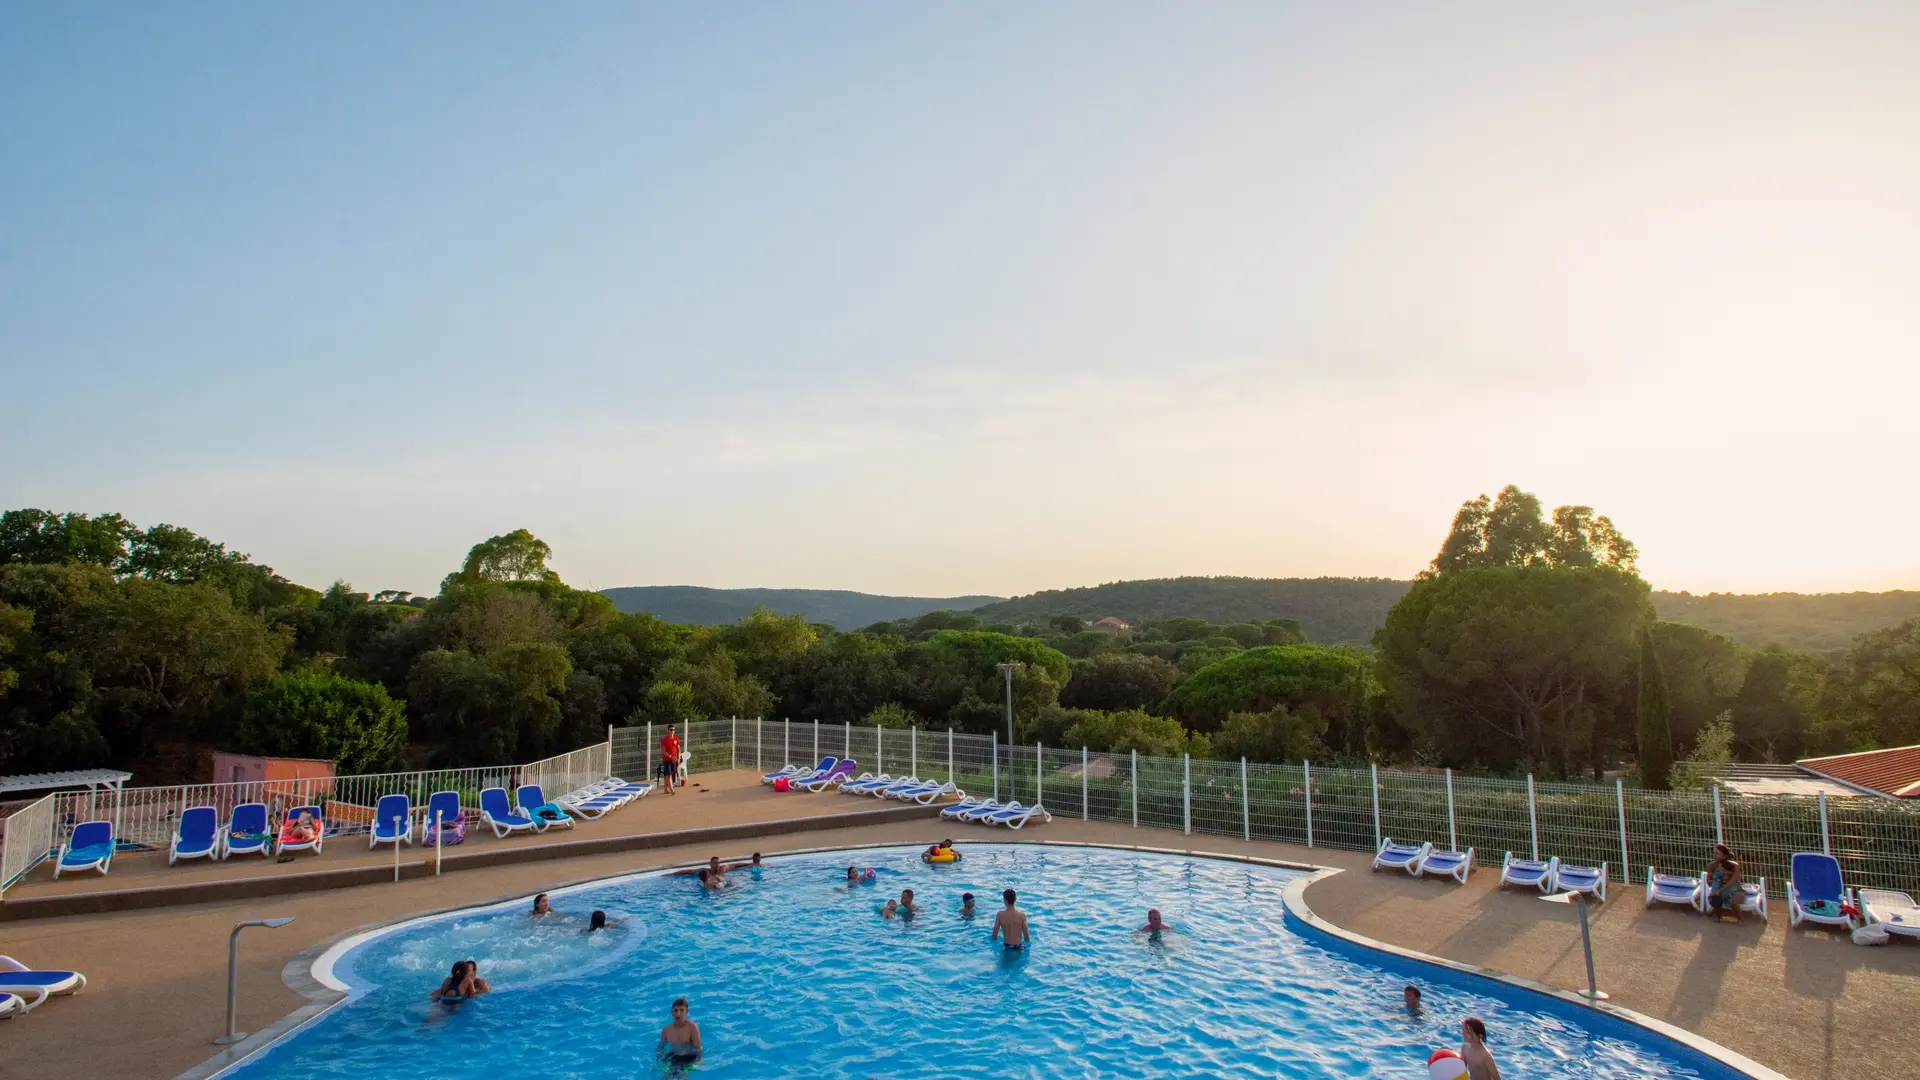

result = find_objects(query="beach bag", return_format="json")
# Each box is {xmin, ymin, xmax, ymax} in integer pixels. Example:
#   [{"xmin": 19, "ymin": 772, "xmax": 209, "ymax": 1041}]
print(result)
[{"xmin": 1851, "ymin": 924, "xmax": 1890, "ymax": 946}]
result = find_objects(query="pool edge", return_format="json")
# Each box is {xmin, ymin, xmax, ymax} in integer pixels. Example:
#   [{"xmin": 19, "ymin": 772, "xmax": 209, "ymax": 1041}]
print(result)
[{"xmin": 1278, "ymin": 875, "xmax": 1791, "ymax": 1080}]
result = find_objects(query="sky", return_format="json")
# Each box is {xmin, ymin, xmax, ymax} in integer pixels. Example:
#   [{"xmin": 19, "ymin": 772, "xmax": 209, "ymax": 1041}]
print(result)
[{"xmin": 4, "ymin": 3, "xmax": 1917, "ymax": 599}]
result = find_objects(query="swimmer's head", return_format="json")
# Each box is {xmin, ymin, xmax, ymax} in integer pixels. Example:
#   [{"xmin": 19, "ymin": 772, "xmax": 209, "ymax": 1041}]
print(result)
[
  {"xmin": 847, "ymin": 866, "xmax": 859, "ymax": 881},
  {"xmin": 962, "ymin": 892, "xmax": 975, "ymax": 905},
  {"xmin": 532, "ymin": 893, "xmax": 550, "ymax": 913},
  {"xmin": 1403, "ymin": 986, "xmax": 1421, "ymax": 1008},
  {"xmin": 1463, "ymin": 1017, "xmax": 1487, "ymax": 1042},
  {"xmin": 671, "ymin": 997, "xmax": 689, "ymax": 1021},
  {"xmin": 750, "ymin": 852, "xmax": 762, "ymax": 865},
  {"xmin": 589, "ymin": 910, "xmax": 608, "ymax": 931},
  {"xmin": 1003, "ymin": 888, "xmax": 1017, "ymax": 907}
]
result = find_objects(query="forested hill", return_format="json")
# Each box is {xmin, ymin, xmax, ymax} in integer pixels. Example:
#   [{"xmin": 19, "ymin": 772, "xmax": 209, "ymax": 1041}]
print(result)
[
  {"xmin": 1650, "ymin": 590, "xmax": 1920, "ymax": 653},
  {"xmin": 600, "ymin": 585, "xmax": 1003, "ymax": 629},
  {"xmin": 972, "ymin": 577, "xmax": 1415, "ymax": 645}
]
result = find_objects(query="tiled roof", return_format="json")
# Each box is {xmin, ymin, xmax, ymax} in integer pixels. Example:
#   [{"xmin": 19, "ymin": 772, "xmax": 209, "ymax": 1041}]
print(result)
[{"xmin": 1798, "ymin": 745, "xmax": 1920, "ymax": 798}]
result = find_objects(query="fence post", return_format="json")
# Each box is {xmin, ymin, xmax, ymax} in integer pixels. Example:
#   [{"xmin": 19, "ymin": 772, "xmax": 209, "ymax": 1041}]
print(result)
[
  {"xmin": 1526, "ymin": 774, "xmax": 1539, "ymax": 860},
  {"xmin": 1370, "ymin": 763, "xmax": 1382, "ymax": 849},
  {"xmin": 1131, "ymin": 749, "xmax": 1139, "ymax": 829},
  {"xmin": 731, "ymin": 717, "xmax": 738, "ymax": 770},
  {"xmin": 877, "ymin": 725, "xmax": 884, "ymax": 776},
  {"xmin": 813, "ymin": 719, "xmax": 819, "ymax": 764},
  {"xmin": 1241, "ymin": 757, "xmax": 1251, "ymax": 842},
  {"xmin": 1183, "ymin": 753, "xmax": 1192, "ymax": 836},
  {"xmin": 911, "ymin": 725, "xmax": 918, "ymax": 779},
  {"xmin": 992, "ymin": 731, "xmax": 1000, "ymax": 802},
  {"xmin": 1445, "ymin": 768, "xmax": 1457, "ymax": 852},
  {"xmin": 1082, "ymin": 746, "xmax": 1089, "ymax": 822},
  {"xmin": 844, "ymin": 721, "xmax": 851, "ymax": 760},
  {"xmin": 948, "ymin": 727, "xmax": 955, "ymax": 783},
  {"xmin": 755, "ymin": 717, "xmax": 763, "ymax": 772},
  {"xmin": 1037, "ymin": 742, "xmax": 1044, "ymax": 807},
  {"xmin": 646, "ymin": 722, "xmax": 654, "ymax": 782},
  {"xmin": 1818, "ymin": 791, "xmax": 1831, "ymax": 855},
  {"xmin": 784, "ymin": 719, "xmax": 790, "ymax": 767},
  {"xmin": 1304, "ymin": 760, "xmax": 1314, "ymax": 848},
  {"xmin": 1615, "ymin": 779, "xmax": 1629, "ymax": 882},
  {"xmin": 1711, "ymin": 782, "xmax": 1724, "ymax": 845}
]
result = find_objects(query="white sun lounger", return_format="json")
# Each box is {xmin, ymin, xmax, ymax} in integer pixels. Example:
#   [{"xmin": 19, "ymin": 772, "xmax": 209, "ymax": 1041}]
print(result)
[
  {"xmin": 1419, "ymin": 847, "xmax": 1474, "ymax": 884},
  {"xmin": 798, "ymin": 760, "xmax": 857, "ymax": 792},
  {"xmin": 1646, "ymin": 868, "xmax": 1704, "ymax": 910},
  {"xmin": 960, "ymin": 799, "xmax": 1020, "ymax": 823},
  {"xmin": 0, "ymin": 956, "xmax": 86, "ymax": 1004},
  {"xmin": 985, "ymin": 803, "xmax": 1052, "ymax": 829},
  {"xmin": 1372, "ymin": 838, "xmax": 1430, "ymax": 875},
  {"xmin": 1498, "ymin": 853, "xmax": 1557, "ymax": 892},
  {"xmin": 940, "ymin": 797, "xmax": 998, "ymax": 820},
  {"xmin": 838, "ymin": 773, "xmax": 897, "ymax": 796},
  {"xmin": 1696, "ymin": 877, "xmax": 1769, "ymax": 921},
  {"xmin": 896, "ymin": 781, "xmax": 964, "ymax": 805},
  {"xmin": 872, "ymin": 777, "xmax": 928, "ymax": 799},
  {"xmin": 0, "ymin": 991, "xmax": 34, "ymax": 1018},
  {"xmin": 1554, "ymin": 862, "xmax": 1607, "ymax": 901},
  {"xmin": 1857, "ymin": 889, "xmax": 1920, "ymax": 937}
]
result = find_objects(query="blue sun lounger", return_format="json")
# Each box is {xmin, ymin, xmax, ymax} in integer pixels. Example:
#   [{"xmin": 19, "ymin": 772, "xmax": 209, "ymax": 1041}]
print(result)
[
  {"xmin": 1418, "ymin": 846, "xmax": 1474, "ymax": 884},
  {"xmin": 54, "ymin": 821, "xmax": 114, "ymax": 879},
  {"xmin": 423, "ymin": 791, "xmax": 465, "ymax": 845},
  {"xmin": 940, "ymin": 797, "xmax": 998, "ymax": 820},
  {"xmin": 516, "ymin": 784, "xmax": 574, "ymax": 832},
  {"xmin": 370, "ymin": 793, "xmax": 413, "ymax": 849},
  {"xmin": 170, "ymin": 806, "xmax": 221, "ymax": 865},
  {"xmin": 1499, "ymin": 853, "xmax": 1556, "ymax": 891},
  {"xmin": 1788, "ymin": 852, "xmax": 1854, "ymax": 929},
  {"xmin": 0, "ymin": 955, "xmax": 87, "ymax": 1005},
  {"xmin": 225, "ymin": 802, "xmax": 272, "ymax": 859},
  {"xmin": 480, "ymin": 786, "xmax": 536, "ymax": 838},
  {"xmin": 1554, "ymin": 861, "xmax": 1607, "ymax": 900},
  {"xmin": 1371, "ymin": 838, "xmax": 1429, "ymax": 875},
  {"xmin": 769, "ymin": 757, "xmax": 838, "ymax": 786},
  {"xmin": 1645, "ymin": 867, "xmax": 1703, "ymax": 910}
]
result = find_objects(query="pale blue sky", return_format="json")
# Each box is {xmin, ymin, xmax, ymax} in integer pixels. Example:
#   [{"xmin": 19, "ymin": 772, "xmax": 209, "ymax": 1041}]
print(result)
[{"xmin": 4, "ymin": 3, "xmax": 1917, "ymax": 597}]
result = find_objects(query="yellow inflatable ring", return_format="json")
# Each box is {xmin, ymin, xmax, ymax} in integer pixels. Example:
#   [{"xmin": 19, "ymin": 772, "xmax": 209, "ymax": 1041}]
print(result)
[{"xmin": 922, "ymin": 851, "xmax": 961, "ymax": 864}]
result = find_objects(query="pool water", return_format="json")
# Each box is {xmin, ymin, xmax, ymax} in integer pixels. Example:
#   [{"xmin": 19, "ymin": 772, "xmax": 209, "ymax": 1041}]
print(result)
[{"xmin": 229, "ymin": 844, "xmax": 1732, "ymax": 1079}]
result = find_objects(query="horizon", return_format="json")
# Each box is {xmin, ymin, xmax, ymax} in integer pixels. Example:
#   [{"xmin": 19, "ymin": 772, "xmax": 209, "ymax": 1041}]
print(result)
[{"xmin": 5, "ymin": 4, "xmax": 1917, "ymax": 599}]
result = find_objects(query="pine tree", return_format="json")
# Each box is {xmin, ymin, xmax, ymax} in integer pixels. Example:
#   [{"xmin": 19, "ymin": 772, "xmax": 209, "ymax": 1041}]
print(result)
[{"xmin": 1636, "ymin": 630, "xmax": 1675, "ymax": 790}]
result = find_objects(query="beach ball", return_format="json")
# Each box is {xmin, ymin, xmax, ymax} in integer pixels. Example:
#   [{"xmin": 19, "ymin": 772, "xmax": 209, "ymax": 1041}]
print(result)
[
  {"xmin": 773, "ymin": 777, "xmax": 791, "ymax": 792},
  {"xmin": 1427, "ymin": 1049, "xmax": 1468, "ymax": 1080}
]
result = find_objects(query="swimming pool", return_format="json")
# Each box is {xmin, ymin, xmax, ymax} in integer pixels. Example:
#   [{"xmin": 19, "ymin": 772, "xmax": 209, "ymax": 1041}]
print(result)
[{"xmin": 221, "ymin": 843, "xmax": 1764, "ymax": 1079}]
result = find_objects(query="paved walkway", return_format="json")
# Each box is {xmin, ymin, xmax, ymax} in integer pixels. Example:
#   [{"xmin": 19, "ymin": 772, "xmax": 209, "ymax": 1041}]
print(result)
[{"xmin": 3, "ymin": 771, "xmax": 1913, "ymax": 1079}]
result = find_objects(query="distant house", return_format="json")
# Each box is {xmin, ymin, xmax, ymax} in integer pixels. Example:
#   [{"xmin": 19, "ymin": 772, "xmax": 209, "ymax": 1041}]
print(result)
[
  {"xmin": 209, "ymin": 752, "xmax": 336, "ymax": 787},
  {"xmin": 1090, "ymin": 617, "xmax": 1132, "ymax": 633},
  {"xmin": 1796, "ymin": 745, "xmax": 1920, "ymax": 799}
]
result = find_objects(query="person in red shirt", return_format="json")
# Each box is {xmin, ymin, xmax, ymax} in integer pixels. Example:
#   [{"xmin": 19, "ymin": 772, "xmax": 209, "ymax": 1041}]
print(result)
[{"xmin": 659, "ymin": 725, "xmax": 682, "ymax": 794}]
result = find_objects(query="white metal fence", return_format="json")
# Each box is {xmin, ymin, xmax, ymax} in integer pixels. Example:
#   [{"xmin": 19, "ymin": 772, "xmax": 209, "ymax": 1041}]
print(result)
[
  {"xmin": 688, "ymin": 717, "xmax": 1920, "ymax": 898},
  {"xmin": 10, "ymin": 717, "xmax": 1918, "ymax": 899}
]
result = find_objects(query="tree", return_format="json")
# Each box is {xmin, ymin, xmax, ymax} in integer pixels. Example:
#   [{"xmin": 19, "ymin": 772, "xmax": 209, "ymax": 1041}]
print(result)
[
  {"xmin": 906, "ymin": 631, "xmax": 1071, "ymax": 734},
  {"xmin": 0, "ymin": 509, "xmax": 133, "ymax": 570},
  {"xmin": 634, "ymin": 679, "xmax": 700, "ymax": 728},
  {"xmin": 1060, "ymin": 653, "xmax": 1183, "ymax": 713},
  {"xmin": 1636, "ymin": 631, "xmax": 1675, "ymax": 790},
  {"xmin": 1212, "ymin": 705, "xmax": 1326, "ymax": 764},
  {"xmin": 1163, "ymin": 645, "xmax": 1380, "ymax": 755},
  {"xmin": 232, "ymin": 671, "xmax": 408, "ymax": 773},
  {"xmin": 1376, "ymin": 566, "xmax": 1650, "ymax": 774},
  {"xmin": 1672, "ymin": 711, "xmax": 1734, "ymax": 791},
  {"xmin": 864, "ymin": 702, "xmax": 918, "ymax": 729},
  {"xmin": 1431, "ymin": 485, "xmax": 1637, "ymax": 574},
  {"xmin": 1821, "ymin": 617, "xmax": 1920, "ymax": 750},
  {"xmin": 0, "ymin": 601, "xmax": 27, "ymax": 700},
  {"xmin": 1058, "ymin": 708, "xmax": 1207, "ymax": 758},
  {"xmin": 1730, "ymin": 646, "xmax": 1821, "ymax": 762},
  {"xmin": 406, "ymin": 641, "xmax": 572, "ymax": 765},
  {"xmin": 450, "ymin": 529, "xmax": 560, "ymax": 585},
  {"xmin": 769, "ymin": 630, "xmax": 909, "ymax": 724},
  {"xmin": 1648, "ymin": 622, "xmax": 1746, "ymax": 757}
]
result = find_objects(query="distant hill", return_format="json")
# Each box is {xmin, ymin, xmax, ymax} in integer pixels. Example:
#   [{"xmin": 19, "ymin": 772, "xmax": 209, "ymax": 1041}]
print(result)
[
  {"xmin": 1650, "ymin": 590, "xmax": 1920, "ymax": 654},
  {"xmin": 971, "ymin": 577, "xmax": 1415, "ymax": 645},
  {"xmin": 600, "ymin": 586, "xmax": 1004, "ymax": 629}
]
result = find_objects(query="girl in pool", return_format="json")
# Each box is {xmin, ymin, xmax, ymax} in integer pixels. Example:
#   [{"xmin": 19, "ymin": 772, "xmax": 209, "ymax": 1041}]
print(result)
[
  {"xmin": 843, "ymin": 866, "xmax": 877, "ymax": 888},
  {"xmin": 585, "ymin": 909, "xmax": 628, "ymax": 932},
  {"xmin": 531, "ymin": 893, "xmax": 553, "ymax": 916},
  {"xmin": 658, "ymin": 997, "xmax": 702, "ymax": 1074},
  {"xmin": 428, "ymin": 960, "xmax": 490, "ymax": 1002}
]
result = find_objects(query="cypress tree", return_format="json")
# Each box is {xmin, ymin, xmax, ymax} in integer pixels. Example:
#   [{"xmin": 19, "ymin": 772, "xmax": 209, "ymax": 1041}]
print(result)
[{"xmin": 1636, "ymin": 630, "xmax": 1675, "ymax": 790}]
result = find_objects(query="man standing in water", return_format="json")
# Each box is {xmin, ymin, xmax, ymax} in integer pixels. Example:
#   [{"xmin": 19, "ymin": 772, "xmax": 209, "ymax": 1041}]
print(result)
[
  {"xmin": 1461, "ymin": 1017, "xmax": 1501, "ymax": 1080},
  {"xmin": 990, "ymin": 888, "xmax": 1030, "ymax": 950}
]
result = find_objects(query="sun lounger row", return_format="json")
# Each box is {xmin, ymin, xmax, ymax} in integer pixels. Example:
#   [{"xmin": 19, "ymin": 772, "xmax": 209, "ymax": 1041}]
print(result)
[
  {"xmin": 936, "ymin": 797, "xmax": 1052, "ymax": 829},
  {"xmin": 836, "ymin": 773, "xmax": 965, "ymax": 804},
  {"xmin": 1498, "ymin": 853, "xmax": 1608, "ymax": 900},
  {"xmin": 765, "ymin": 757, "xmax": 859, "ymax": 792},
  {"xmin": 1372, "ymin": 838, "xmax": 1475, "ymax": 885},
  {"xmin": 478, "ymin": 779, "xmax": 650, "ymax": 837},
  {"xmin": 0, "ymin": 955, "xmax": 86, "ymax": 1016},
  {"xmin": 1643, "ymin": 867, "xmax": 1769, "ymax": 920}
]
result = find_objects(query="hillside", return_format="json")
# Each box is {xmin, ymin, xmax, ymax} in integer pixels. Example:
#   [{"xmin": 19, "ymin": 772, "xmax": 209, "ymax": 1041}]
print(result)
[
  {"xmin": 1650, "ymin": 590, "xmax": 1920, "ymax": 654},
  {"xmin": 600, "ymin": 586, "xmax": 1003, "ymax": 629},
  {"xmin": 971, "ymin": 577, "xmax": 1415, "ymax": 645}
]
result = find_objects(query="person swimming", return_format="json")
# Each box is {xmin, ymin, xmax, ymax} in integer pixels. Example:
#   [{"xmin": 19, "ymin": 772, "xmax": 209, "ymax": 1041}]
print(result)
[
  {"xmin": 960, "ymin": 892, "xmax": 976, "ymax": 919},
  {"xmin": 531, "ymin": 893, "xmax": 553, "ymax": 916},
  {"xmin": 881, "ymin": 898, "xmax": 899, "ymax": 920},
  {"xmin": 658, "ymin": 997, "xmax": 702, "ymax": 1073},
  {"xmin": 1403, "ymin": 985, "xmax": 1424, "ymax": 1017},
  {"xmin": 428, "ymin": 959, "xmax": 490, "ymax": 1002},
  {"xmin": 586, "ymin": 909, "xmax": 628, "ymax": 932},
  {"xmin": 897, "ymin": 888, "xmax": 920, "ymax": 916},
  {"xmin": 1139, "ymin": 909, "xmax": 1168, "ymax": 933}
]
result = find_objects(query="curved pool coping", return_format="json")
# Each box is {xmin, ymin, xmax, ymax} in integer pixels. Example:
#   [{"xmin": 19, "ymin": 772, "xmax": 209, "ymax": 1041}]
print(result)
[{"xmin": 182, "ymin": 838, "xmax": 1788, "ymax": 1080}]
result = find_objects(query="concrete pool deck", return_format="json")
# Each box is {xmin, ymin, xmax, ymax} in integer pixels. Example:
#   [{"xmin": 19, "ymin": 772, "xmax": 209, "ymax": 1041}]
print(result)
[{"xmin": 3, "ymin": 769, "xmax": 1913, "ymax": 1079}]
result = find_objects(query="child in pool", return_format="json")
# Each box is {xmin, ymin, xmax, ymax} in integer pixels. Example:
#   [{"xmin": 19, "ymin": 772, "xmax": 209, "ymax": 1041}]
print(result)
[
  {"xmin": 881, "ymin": 898, "xmax": 899, "ymax": 920},
  {"xmin": 658, "ymin": 997, "xmax": 702, "ymax": 1073}
]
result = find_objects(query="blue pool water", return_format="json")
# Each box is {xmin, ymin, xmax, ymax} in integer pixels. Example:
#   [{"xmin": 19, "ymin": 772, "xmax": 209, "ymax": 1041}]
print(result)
[{"xmin": 228, "ymin": 844, "xmax": 1739, "ymax": 1079}]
